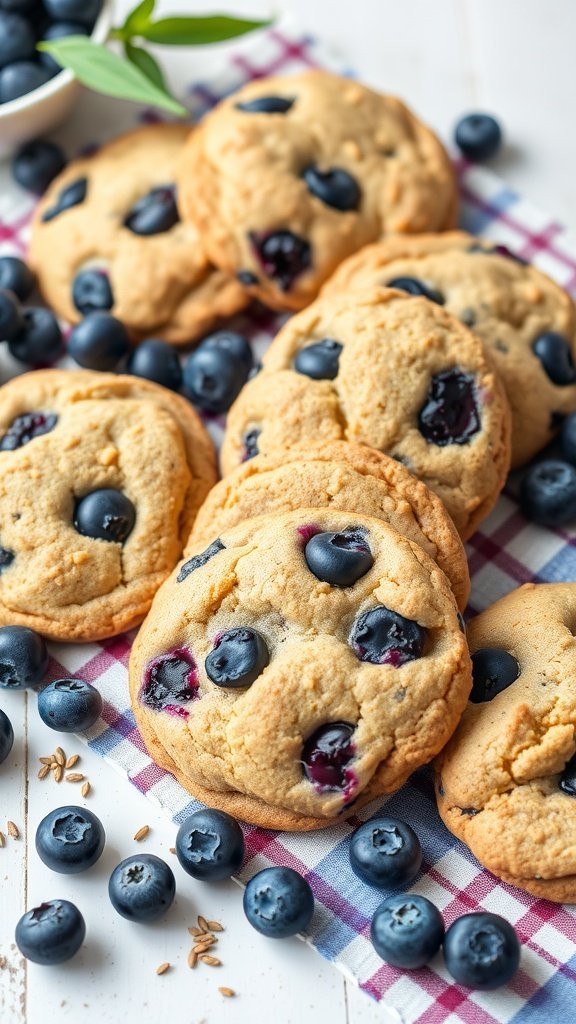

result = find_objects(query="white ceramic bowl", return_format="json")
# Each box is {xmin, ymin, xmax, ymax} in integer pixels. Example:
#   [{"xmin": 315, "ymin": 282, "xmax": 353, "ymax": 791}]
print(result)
[{"xmin": 0, "ymin": 0, "xmax": 113, "ymax": 158}]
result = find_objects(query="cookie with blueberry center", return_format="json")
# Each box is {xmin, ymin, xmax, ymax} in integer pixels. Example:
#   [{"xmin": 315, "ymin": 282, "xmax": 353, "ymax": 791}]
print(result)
[
  {"xmin": 323, "ymin": 231, "xmax": 576, "ymax": 466},
  {"xmin": 28, "ymin": 125, "xmax": 248, "ymax": 345},
  {"xmin": 0, "ymin": 370, "xmax": 216, "ymax": 640},
  {"xmin": 130, "ymin": 508, "xmax": 471, "ymax": 831},
  {"xmin": 436, "ymin": 583, "xmax": 576, "ymax": 903},
  {"xmin": 178, "ymin": 69, "xmax": 457, "ymax": 312},
  {"xmin": 221, "ymin": 288, "xmax": 511, "ymax": 539}
]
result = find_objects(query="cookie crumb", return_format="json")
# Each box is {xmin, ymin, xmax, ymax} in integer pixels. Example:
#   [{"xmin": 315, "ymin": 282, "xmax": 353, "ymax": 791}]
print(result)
[
  {"xmin": 71, "ymin": 551, "xmax": 89, "ymax": 566},
  {"xmin": 98, "ymin": 446, "xmax": 119, "ymax": 467}
]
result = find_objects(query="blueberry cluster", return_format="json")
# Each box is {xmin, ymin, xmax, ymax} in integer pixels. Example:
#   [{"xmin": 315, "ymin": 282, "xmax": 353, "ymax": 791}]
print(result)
[
  {"xmin": 519, "ymin": 413, "xmax": 576, "ymax": 527},
  {"xmin": 0, "ymin": 254, "xmax": 64, "ymax": 366}
]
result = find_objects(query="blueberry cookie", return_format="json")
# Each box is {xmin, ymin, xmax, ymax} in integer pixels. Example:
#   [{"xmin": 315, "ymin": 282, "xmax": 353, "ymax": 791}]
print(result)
[
  {"xmin": 178, "ymin": 70, "xmax": 457, "ymax": 312},
  {"xmin": 130, "ymin": 509, "xmax": 471, "ymax": 830},
  {"xmin": 28, "ymin": 125, "xmax": 247, "ymax": 345},
  {"xmin": 190, "ymin": 441, "xmax": 470, "ymax": 611},
  {"xmin": 323, "ymin": 232, "xmax": 576, "ymax": 466},
  {"xmin": 436, "ymin": 583, "xmax": 576, "ymax": 903},
  {"xmin": 221, "ymin": 288, "xmax": 511, "ymax": 539},
  {"xmin": 0, "ymin": 370, "xmax": 216, "ymax": 640}
]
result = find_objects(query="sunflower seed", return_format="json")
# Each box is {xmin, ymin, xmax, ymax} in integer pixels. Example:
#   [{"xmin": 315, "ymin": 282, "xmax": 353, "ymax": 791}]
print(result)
[
  {"xmin": 155, "ymin": 962, "xmax": 170, "ymax": 975},
  {"xmin": 0, "ymin": 832, "xmax": 5, "ymax": 848},
  {"xmin": 39, "ymin": 756, "xmax": 53, "ymax": 765},
  {"xmin": 193, "ymin": 938, "xmax": 216, "ymax": 954},
  {"xmin": 54, "ymin": 748, "xmax": 65, "ymax": 767},
  {"xmin": 200, "ymin": 955, "xmax": 221, "ymax": 967},
  {"xmin": 53, "ymin": 765, "xmax": 63, "ymax": 783},
  {"xmin": 7, "ymin": 821, "xmax": 19, "ymax": 839},
  {"xmin": 133, "ymin": 825, "xmax": 150, "ymax": 842},
  {"xmin": 188, "ymin": 927, "xmax": 204, "ymax": 937},
  {"xmin": 66, "ymin": 755, "xmax": 80, "ymax": 769},
  {"xmin": 219, "ymin": 987, "xmax": 235, "ymax": 997},
  {"xmin": 208, "ymin": 920, "xmax": 224, "ymax": 932},
  {"xmin": 81, "ymin": 781, "xmax": 91, "ymax": 798},
  {"xmin": 197, "ymin": 915, "xmax": 210, "ymax": 932},
  {"xmin": 65, "ymin": 773, "xmax": 84, "ymax": 783},
  {"xmin": 187, "ymin": 950, "xmax": 198, "ymax": 969},
  {"xmin": 38, "ymin": 765, "xmax": 50, "ymax": 780}
]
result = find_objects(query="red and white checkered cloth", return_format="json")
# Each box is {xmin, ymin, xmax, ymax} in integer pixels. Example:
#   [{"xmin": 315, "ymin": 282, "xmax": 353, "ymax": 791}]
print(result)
[{"xmin": 2, "ymin": 24, "xmax": 576, "ymax": 1024}]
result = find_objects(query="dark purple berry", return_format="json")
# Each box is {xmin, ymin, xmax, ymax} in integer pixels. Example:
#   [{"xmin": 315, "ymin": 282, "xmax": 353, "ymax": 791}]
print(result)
[
  {"xmin": 0, "ymin": 256, "xmax": 35, "ymax": 301},
  {"xmin": 455, "ymin": 114, "xmax": 502, "ymax": 161},
  {"xmin": 35, "ymin": 805, "xmax": 105, "ymax": 873},
  {"xmin": 249, "ymin": 230, "xmax": 311, "ymax": 291},
  {"xmin": 0, "ymin": 12, "xmax": 35, "ymax": 70},
  {"xmin": 176, "ymin": 808, "xmax": 245, "ymax": 881},
  {"xmin": 183, "ymin": 334, "xmax": 252, "ymax": 414},
  {"xmin": 43, "ymin": 0, "xmax": 103, "ymax": 30},
  {"xmin": 9, "ymin": 307, "xmax": 63, "ymax": 366},
  {"xmin": 294, "ymin": 338, "xmax": 342, "ymax": 380},
  {"xmin": 72, "ymin": 269, "xmax": 113, "ymax": 316},
  {"xmin": 141, "ymin": 648, "xmax": 198, "ymax": 716},
  {"xmin": 127, "ymin": 339, "xmax": 182, "ymax": 391},
  {"xmin": 350, "ymin": 817, "xmax": 423, "ymax": 890},
  {"xmin": 387, "ymin": 276, "xmax": 444, "ymax": 305},
  {"xmin": 0, "ymin": 412, "xmax": 57, "ymax": 451},
  {"xmin": 108, "ymin": 854, "xmax": 175, "ymax": 923},
  {"xmin": 371, "ymin": 894, "xmax": 444, "ymax": 969},
  {"xmin": 37, "ymin": 677, "xmax": 103, "ymax": 732},
  {"xmin": 177, "ymin": 539, "xmax": 224, "ymax": 582},
  {"xmin": 303, "ymin": 165, "xmax": 360, "ymax": 211},
  {"xmin": 0, "ymin": 708, "xmax": 14, "ymax": 763},
  {"xmin": 1, "ymin": 62, "xmax": 54, "ymax": 104},
  {"xmin": 243, "ymin": 866, "xmax": 314, "ymax": 938},
  {"xmin": 418, "ymin": 369, "xmax": 480, "ymax": 446},
  {"xmin": 68, "ymin": 313, "xmax": 130, "ymax": 371},
  {"xmin": 559, "ymin": 753, "xmax": 576, "ymax": 796},
  {"xmin": 304, "ymin": 528, "xmax": 373, "ymax": 587},
  {"xmin": 520, "ymin": 459, "xmax": 576, "ymax": 527},
  {"xmin": 12, "ymin": 139, "xmax": 66, "ymax": 193},
  {"xmin": 302, "ymin": 722, "xmax": 356, "ymax": 793},
  {"xmin": 205, "ymin": 628, "xmax": 269, "ymax": 689},
  {"xmin": 15, "ymin": 900, "xmax": 86, "ymax": 965},
  {"xmin": 242, "ymin": 427, "xmax": 260, "ymax": 461},
  {"xmin": 350, "ymin": 606, "xmax": 426, "ymax": 666},
  {"xmin": 124, "ymin": 185, "xmax": 179, "ymax": 236},
  {"xmin": 470, "ymin": 648, "xmax": 520, "ymax": 703},
  {"xmin": 0, "ymin": 288, "xmax": 23, "ymax": 342},
  {"xmin": 236, "ymin": 95, "xmax": 295, "ymax": 114},
  {"xmin": 74, "ymin": 488, "xmax": 135, "ymax": 543},
  {"xmin": 0, "ymin": 625, "xmax": 48, "ymax": 689},
  {"xmin": 533, "ymin": 332, "xmax": 576, "ymax": 386},
  {"xmin": 42, "ymin": 176, "xmax": 87, "ymax": 222},
  {"xmin": 444, "ymin": 912, "xmax": 520, "ymax": 989}
]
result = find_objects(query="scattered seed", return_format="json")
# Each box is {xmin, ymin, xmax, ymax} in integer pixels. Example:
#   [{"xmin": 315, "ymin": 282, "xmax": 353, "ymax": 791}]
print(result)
[
  {"xmin": 208, "ymin": 920, "xmax": 224, "ymax": 932},
  {"xmin": 155, "ymin": 962, "xmax": 170, "ymax": 976},
  {"xmin": 197, "ymin": 915, "xmax": 210, "ymax": 932},
  {"xmin": 66, "ymin": 755, "xmax": 80, "ymax": 769},
  {"xmin": 200, "ymin": 955, "xmax": 221, "ymax": 967},
  {"xmin": 188, "ymin": 926, "xmax": 204, "ymax": 937},
  {"xmin": 0, "ymin": 955, "xmax": 6, "ymax": 969},
  {"xmin": 168, "ymin": 847, "xmax": 176, "ymax": 854},
  {"xmin": 7, "ymin": 821, "xmax": 19, "ymax": 839},
  {"xmin": 54, "ymin": 748, "xmax": 65, "ymax": 767},
  {"xmin": 187, "ymin": 950, "xmax": 198, "ymax": 969},
  {"xmin": 65, "ymin": 773, "xmax": 84, "ymax": 783},
  {"xmin": 38, "ymin": 765, "xmax": 50, "ymax": 780},
  {"xmin": 0, "ymin": 831, "xmax": 5, "ymax": 848},
  {"xmin": 53, "ymin": 765, "xmax": 63, "ymax": 783},
  {"xmin": 39, "ymin": 756, "xmax": 53, "ymax": 765},
  {"xmin": 81, "ymin": 781, "xmax": 91, "ymax": 798},
  {"xmin": 219, "ymin": 987, "xmax": 235, "ymax": 998},
  {"xmin": 133, "ymin": 825, "xmax": 150, "ymax": 842},
  {"xmin": 193, "ymin": 939, "xmax": 216, "ymax": 954}
]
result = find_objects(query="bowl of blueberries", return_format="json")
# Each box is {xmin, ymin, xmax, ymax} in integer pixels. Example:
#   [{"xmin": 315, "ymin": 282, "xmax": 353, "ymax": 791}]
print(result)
[{"xmin": 0, "ymin": 0, "xmax": 112, "ymax": 157}]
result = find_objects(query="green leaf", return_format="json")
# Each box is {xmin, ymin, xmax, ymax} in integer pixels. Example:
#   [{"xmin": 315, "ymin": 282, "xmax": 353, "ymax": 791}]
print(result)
[
  {"xmin": 125, "ymin": 40, "xmax": 166, "ymax": 91},
  {"xmin": 38, "ymin": 36, "xmax": 187, "ymax": 116},
  {"xmin": 123, "ymin": 0, "xmax": 156, "ymax": 36},
  {"xmin": 139, "ymin": 14, "xmax": 271, "ymax": 46}
]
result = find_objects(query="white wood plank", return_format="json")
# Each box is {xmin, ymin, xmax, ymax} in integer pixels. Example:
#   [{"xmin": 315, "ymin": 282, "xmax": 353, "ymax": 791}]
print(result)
[{"xmin": 0, "ymin": 689, "xmax": 28, "ymax": 1024}]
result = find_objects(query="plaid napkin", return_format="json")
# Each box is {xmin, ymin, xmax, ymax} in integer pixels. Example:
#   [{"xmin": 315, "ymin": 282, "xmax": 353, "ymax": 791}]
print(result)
[{"xmin": 2, "ymin": 23, "xmax": 576, "ymax": 1024}]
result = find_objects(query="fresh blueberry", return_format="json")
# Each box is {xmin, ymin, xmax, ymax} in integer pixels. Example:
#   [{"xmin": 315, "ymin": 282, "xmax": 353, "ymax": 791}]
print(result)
[
  {"xmin": 559, "ymin": 753, "xmax": 576, "ymax": 796},
  {"xmin": 0, "ymin": 412, "xmax": 57, "ymax": 451},
  {"xmin": 0, "ymin": 288, "xmax": 24, "ymax": 343},
  {"xmin": 8, "ymin": 307, "xmax": 63, "ymax": 365},
  {"xmin": 418, "ymin": 369, "xmax": 480, "ymax": 446},
  {"xmin": 533, "ymin": 332, "xmax": 576, "ymax": 386},
  {"xmin": 470, "ymin": 648, "xmax": 520, "ymax": 703},
  {"xmin": 42, "ymin": 176, "xmax": 88, "ymax": 222},
  {"xmin": 37, "ymin": 678, "xmax": 103, "ymax": 732},
  {"xmin": 242, "ymin": 427, "xmax": 260, "ymax": 461},
  {"xmin": 303, "ymin": 165, "xmax": 360, "ymax": 211},
  {"xmin": 349, "ymin": 817, "xmax": 422, "ymax": 890},
  {"xmin": 177, "ymin": 538, "xmax": 225, "ymax": 582},
  {"xmin": 0, "ymin": 707, "xmax": 14, "ymax": 763},
  {"xmin": 561, "ymin": 413, "xmax": 576, "ymax": 466},
  {"xmin": 302, "ymin": 722, "xmax": 356, "ymax": 793},
  {"xmin": 235, "ymin": 95, "xmax": 295, "ymax": 113},
  {"xmin": 74, "ymin": 488, "xmax": 136, "ymax": 543},
  {"xmin": 127, "ymin": 339, "xmax": 182, "ymax": 391},
  {"xmin": 140, "ymin": 648, "xmax": 198, "ymax": 714},
  {"xmin": 0, "ymin": 546, "xmax": 14, "ymax": 572},
  {"xmin": 15, "ymin": 900, "xmax": 86, "ymax": 965},
  {"xmin": 183, "ymin": 335, "xmax": 252, "ymax": 414},
  {"xmin": 520, "ymin": 459, "xmax": 576, "ymax": 527},
  {"xmin": 202, "ymin": 330, "xmax": 253, "ymax": 372},
  {"xmin": 387, "ymin": 276, "xmax": 444, "ymax": 305},
  {"xmin": 1, "ymin": 60, "xmax": 54, "ymax": 104},
  {"xmin": 0, "ymin": 0, "xmax": 37, "ymax": 10},
  {"xmin": 444, "ymin": 912, "xmax": 520, "ymax": 989},
  {"xmin": 294, "ymin": 338, "xmax": 342, "ymax": 380},
  {"xmin": 124, "ymin": 185, "xmax": 179, "ymax": 236},
  {"xmin": 72, "ymin": 269, "xmax": 113, "ymax": 316},
  {"xmin": 371, "ymin": 893, "xmax": 444, "ymax": 969},
  {"xmin": 304, "ymin": 528, "xmax": 373, "ymax": 587},
  {"xmin": 0, "ymin": 12, "xmax": 35, "ymax": 70},
  {"xmin": 43, "ymin": 0, "xmax": 103, "ymax": 30},
  {"xmin": 68, "ymin": 313, "xmax": 130, "ymax": 371},
  {"xmin": 12, "ymin": 139, "xmax": 66, "ymax": 193},
  {"xmin": 0, "ymin": 256, "xmax": 35, "ymax": 302},
  {"xmin": 176, "ymin": 808, "xmax": 245, "ymax": 881},
  {"xmin": 205, "ymin": 628, "xmax": 269, "ymax": 688},
  {"xmin": 108, "ymin": 854, "xmax": 175, "ymax": 922},
  {"xmin": 454, "ymin": 114, "xmax": 502, "ymax": 161},
  {"xmin": 249, "ymin": 230, "xmax": 311, "ymax": 291},
  {"xmin": 243, "ymin": 866, "xmax": 314, "ymax": 938},
  {"xmin": 350, "ymin": 606, "xmax": 427, "ymax": 666},
  {"xmin": 39, "ymin": 21, "xmax": 89, "ymax": 75},
  {"xmin": 36, "ymin": 805, "xmax": 105, "ymax": 874},
  {"xmin": 0, "ymin": 625, "xmax": 48, "ymax": 689}
]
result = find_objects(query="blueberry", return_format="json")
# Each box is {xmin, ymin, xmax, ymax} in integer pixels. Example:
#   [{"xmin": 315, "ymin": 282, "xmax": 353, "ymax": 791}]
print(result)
[
  {"xmin": 177, "ymin": 538, "xmax": 225, "ymax": 582},
  {"xmin": 39, "ymin": 21, "xmax": 89, "ymax": 75},
  {"xmin": 205, "ymin": 627, "xmax": 269, "ymax": 688},
  {"xmin": 183, "ymin": 335, "xmax": 252, "ymax": 414},
  {"xmin": 302, "ymin": 722, "xmax": 356, "ymax": 792},
  {"xmin": 520, "ymin": 459, "xmax": 576, "ymax": 527},
  {"xmin": 8, "ymin": 307, "xmax": 63, "ymax": 365},
  {"xmin": 387, "ymin": 276, "xmax": 444, "ymax": 305},
  {"xmin": 140, "ymin": 648, "xmax": 198, "ymax": 713},
  {"xmin": 68, "ymin": 313, "xmax": 130, "ymax": 371},
  {"xmin": 236, "ymin": 95, "xmax": 295, "ymax": 113},
  {"xmin": 42, "ymin": 176, "xmax": 88, "ymax": 222},
  {"xmin": 294, "ymin": 338, "xmax": 342, "ymax": 380},
  {"xmin": 242, "ymin": 427, "xmax": 260, "ymax": 461},
  {"xmin": 470, "ymin": 648, "xmax": 520, "ymax": 703},
  {"xmin": 350, "ymin": 606, "xmax": 427, "ymax": 666},
  {"xmin": 454, "ymin": 114, "xmax": 503, "ymax": 161},
  {"xmin": 0, "ymin": 707, "xmax": 14, "ymax": 763},
  {"xmin": 1, "ymin": 60, "xmax": 54, "ymax": 104},
  {"xmin": 0, "ymin": 288, "xmax": 23, "ymax": 343},
  {"xmin": 559, "ymin": 753, "xmax": 576, "ymax": 795},
  {"xmin": 176, "ymin": 808, "xmax": 245, "ymax": 881},
  {"xmin": 72, "ymin": 269, "xmax": 113, "ymax": 316},
  {"xmin": 127, "ymin": 339, "xmax": 182, "ymax": 391},
  {"xmin": 249, "ymin": 230, "xmax": 311, "ymax": 291},
  {"xmin": 37, "ymin": 678, "xmax": 102, "ymax": 732},
  {"xmin": 0, "ymin": 412, "xmax": 57, "ymax": 451},
  {"xmin": 561, "ymin": 413, "xmax": 576, "ymax": 465},
  {"xmin": 43, "ymin": 0, "xmax": 103, "ymax": 30},
  {"xmin": 418, "ymin": 369, "xmax": 480, "ymax": 446},
  {"xmin": 0, "ymin": 256, "xmax": 35, "ymax": 301},
  {"xmin": 15, "ymin": 900, "xmax": 86, "ymax": 965},
  {"xmin": 303, "ymin": 165, "xmax": 360, "ymax": 211},
  {"xmin": 349, "ymin": 817, "xmax": 422, "ymax": 890},
  {"xmin": 108, "ymin": 854, "xmax": 175, "ymax": 922},
  {"xmin": 74, "ymin": 488, "xmax": 136, "ymax": 543},
  {"xmin": 36, "ymin": 805, "xmax": 105, "ymax": 874},
  {"xmin": 0, "ymin": 0, "xmax": 37, "ymax": 10},
  {"xmin": 533, "ymin": 332, "xmax": 576, "ymax": 386},
  {"xmin": 124, "ymin": 185, "xmax": 179, "ymax": 236},
  {"xmin": 201, "ymin": 330, "xmax": 253, "ymax": 371},
  {"xmin": 444, "ymin": 912, "xmax": 520, "ymax": 989},
  {"xmin": 371, "ymin": 893, "xmax": 444, "ymax": 969},
  {"xmin": 304, "ymin": 528, "xmax": 373, "ymax": 587},
  {"xmin": 12, "ymin": 140, "xmax": 66, "ymax": 193},
  {"xmin": 0, "ymin": 12, "xmax": 35, "ymax": 70},
  {"xmin": 0, "ymin": 625, "xmax": 48, "ymax": 689},
  {"xmin": 0, "ymin": 547, "xmax": 14, "ymax": 572},
  {"xmin": 243, "ymin": 866, "xmax": 314, "ymax": 938}
]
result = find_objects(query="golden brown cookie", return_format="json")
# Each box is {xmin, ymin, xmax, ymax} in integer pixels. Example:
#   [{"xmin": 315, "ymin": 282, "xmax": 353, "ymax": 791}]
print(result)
[
  {"xmin": 178, "ymin": 70, "xmax": 457, "ymax": 311},
  {"xmin": 0, "ymin": 370, "xmax": 217, "ymax": 640},
  {"xmin": 28, "ymin": 125, "xmax": 248, "ymax": 345},
  {"xmin": 189, "ymin": 441, "xmax": 470, "ymax": 610},
  {"xmin": 436, "ymin": 583, "xmax": 576, "ymax": 903},
  {"xmin": 130, "ymin": 509, "xmax": 471, "ymax": 830},
  {"xmin": 323, "ymin": 231, "xmax": 576, "ymax": 467},
  {"xmin": 221, "ymin": 288, "xmax": 512, "ymax": 539}
]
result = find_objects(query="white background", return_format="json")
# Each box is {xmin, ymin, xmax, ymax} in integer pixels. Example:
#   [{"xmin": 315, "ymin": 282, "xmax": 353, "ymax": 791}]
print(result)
[{"xmin": 1, "ymin": 2, "xmax": 575, "ymax": 1023}]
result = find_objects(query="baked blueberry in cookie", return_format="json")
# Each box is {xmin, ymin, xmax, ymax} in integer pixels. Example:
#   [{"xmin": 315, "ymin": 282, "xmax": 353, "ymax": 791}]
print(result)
[{"xmin": 130, "ymin": 509, "xmax": 471, "ymax": 830}]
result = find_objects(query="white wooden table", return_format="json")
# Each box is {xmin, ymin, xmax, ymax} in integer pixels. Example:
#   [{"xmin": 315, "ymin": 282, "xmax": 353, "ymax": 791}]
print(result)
[{"xmin": 1, "ymin": 2, "xmax": 576, "ymax": 1022}]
